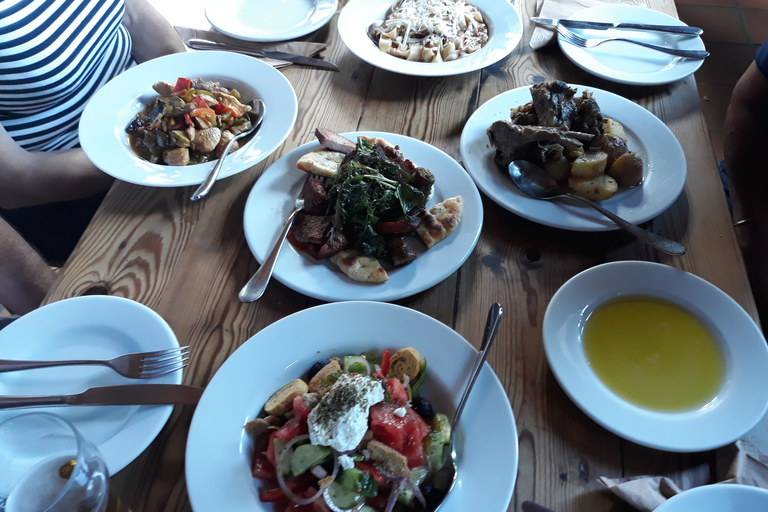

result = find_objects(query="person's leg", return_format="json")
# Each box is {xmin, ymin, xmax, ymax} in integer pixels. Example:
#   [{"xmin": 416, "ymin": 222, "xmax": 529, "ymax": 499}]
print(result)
[{"xmin": 0, "ymin": 217, "xmax": 56, "ymax": 314}]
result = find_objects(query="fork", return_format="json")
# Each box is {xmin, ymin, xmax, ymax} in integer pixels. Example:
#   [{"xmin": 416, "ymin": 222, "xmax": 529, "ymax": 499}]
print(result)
[
  {"xmin": 0, "ymin": 346, "xmax": 190, "ymax": 379},
  {"xmin": 557, "ymin": 24, "xmax": 709, "ymax": 59}
]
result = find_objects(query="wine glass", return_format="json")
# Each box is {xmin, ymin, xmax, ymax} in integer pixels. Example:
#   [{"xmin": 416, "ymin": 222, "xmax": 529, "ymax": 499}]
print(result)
[{"xmin": 0, "ymin": 412, "xmax": 109, "ymax": 512}]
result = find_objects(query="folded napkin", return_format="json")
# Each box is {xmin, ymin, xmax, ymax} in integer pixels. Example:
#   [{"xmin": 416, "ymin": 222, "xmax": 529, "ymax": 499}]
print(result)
[
  {"xmin": 174, "ymin": 27, "xmax": 328, "ymax": 69},
  {"xmin": 598, "ymin": 439, "xmax": 768, "ymax": 511},
  {"xmin": 530, "ymin": 0, "xmax": 645, "ymax": 50}
]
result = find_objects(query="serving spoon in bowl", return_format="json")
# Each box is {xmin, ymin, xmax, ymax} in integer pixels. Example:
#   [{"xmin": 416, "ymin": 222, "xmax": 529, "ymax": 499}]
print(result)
[
  {"xmin": 366, "ymin": 0, "xmax": 406, "ymax": 46},
  {"xmin": 190, "ymin": 98, "xmax": 265, "ymax": 201},
  {"xmin": 430, "ymin": 302, "xmax": 503, "ymax": 510},
  {"xmin": 508, "ymin": 160, "xmax": 686, "ymax": 256}
]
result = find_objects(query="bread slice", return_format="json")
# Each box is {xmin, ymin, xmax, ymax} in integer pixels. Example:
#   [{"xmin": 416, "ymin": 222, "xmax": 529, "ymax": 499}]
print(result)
[
  {"xmin": 264, "ymin": 379, "xmax": 309, "ymax": 416},
  {"xmin": 330, "ymin": 249, "xmax": 389, "ymax": 283},
  {"xmin": 416, "ymin": 196, "xmax": 463, "ymax": 249},
  {"xmin": 297, "ymin": 149, "xmax": 345, "ymax": 178},
  {"xmin": 387, "ymin": 347, "xmax": 421, "ymax": 381}
]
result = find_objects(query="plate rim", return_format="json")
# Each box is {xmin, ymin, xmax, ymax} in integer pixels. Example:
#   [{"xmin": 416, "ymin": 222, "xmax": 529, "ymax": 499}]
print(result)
[
  {"xmin": 185, "ymin": 300, "xmax": 519, "ymax": 512},
  {"xmin": 459, "ymin": 82, "xmax": 687, "ymax": 231},
  {"xmin": 204, "ymin": 0, "xmax": 339, "ymax": 42},
  {"xmin": 79, "ymin": 51, "xmax": 298, "ymax": 187},
  {"xmin": 542, "ymin": 260, "xmax": 768, "ymax": 452},
  {"xmin": 655, "ymin": 483, "xmax": 768, "ymax": 511},
  {"xmin": 558, "ymin": 5, "xmax": 705, "ymax": 86},
  {"xmin": 337, "ymin": 0, "xmax": 523, "ymax": 77},
  {"xmin": 242, "ymin": 131, "xmax": 484, "ymax": 302},
  {"xmin": 0, "ymin": 295, "xmax": 180, "ymax": 474}
]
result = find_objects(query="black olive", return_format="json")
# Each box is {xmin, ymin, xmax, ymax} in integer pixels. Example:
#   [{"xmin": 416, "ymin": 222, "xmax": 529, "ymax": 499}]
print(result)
[
  {"xmin": 420, "ymin": 481, "xmax": 446, "ymax": 508},
  {"xmin": 411, "ymin": 397, "xmax": 435, "ymax": 419},
  {"xmin": 307, "ymin": 361, "xmax": 325, "ymax": 381}
]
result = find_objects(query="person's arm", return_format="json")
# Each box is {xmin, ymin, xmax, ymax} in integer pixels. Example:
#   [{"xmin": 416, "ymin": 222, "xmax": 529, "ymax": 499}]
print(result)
[
  {"xmin": 0, "ymin": 218, "xmax": 57, "ymax": 315},
  {"xmin": 0, "ymin": 123, "xmax": 114, "ymax": 209},
  {"xmin": 122, "ymin": 0, "xmax": 187, "ymax": 64}
]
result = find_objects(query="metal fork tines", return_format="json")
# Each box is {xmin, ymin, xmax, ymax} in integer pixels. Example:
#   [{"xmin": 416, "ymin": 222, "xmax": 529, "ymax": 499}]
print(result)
[
  {"xmin": 556, "ymin": 23, "xmax": 709, "ymax": 60},
  {"xmin": 0, "ymin": 346, "xmax": 190, "ymax": 379}
]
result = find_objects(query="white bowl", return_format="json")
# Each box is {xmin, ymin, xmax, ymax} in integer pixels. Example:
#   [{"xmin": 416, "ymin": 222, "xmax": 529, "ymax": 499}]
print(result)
[
  {"xmin": 656, "ymin": 484, "xmax": 768, "ymax": 512},
  {"xmin": 543, "ymin": 261, "xmax": 768, "ymax": 452}
]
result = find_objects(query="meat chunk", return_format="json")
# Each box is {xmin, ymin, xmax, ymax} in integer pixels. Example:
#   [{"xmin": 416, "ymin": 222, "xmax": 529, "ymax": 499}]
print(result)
[
  {"xmin": 317, "ymin": 231, "xmax": 348, "ymax": 259},
  {"xmin": 292, "ymin": 214, "xmax": 333, "ymax": 245},
  {"xmin": 571, "ymin": 91, "xmax": 604, "ymax": 136},
  {"xmin": 301, "ymin": 178, "xmax": 330, "ymax": 215},
  {"xmin": 162, "ymin": 147, "xmax": 189, "ymax": 166},
  {"xmin": 386, "ymin": 236, "xmax": 418, "ymax": 267},
  {"xmin": 315, "ymin": 128, "xmax": 356, "ymax": 155},
  {"xmin": 191, "ymin": 127, "xmax": 221, "ymax": 153},
  {"xmin": 531, "ymin": 80, "xmax": 577, "ymax": 128},
  {"xmin": 215, "ymin": 130, "xmax": 239, "ymax": 158},
  {"xmin": 151, "ymin": 81, "xmax": 175, "ymax": 96}
]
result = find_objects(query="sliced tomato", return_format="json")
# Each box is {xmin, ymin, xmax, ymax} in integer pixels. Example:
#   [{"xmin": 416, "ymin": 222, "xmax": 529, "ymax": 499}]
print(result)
[
  {"xmin": 374, "ymin": 215, "xmax": 420, "ymax": 234},
  {"xmin": 251, "ymin": 451, "xmax": 276, "ymax": 481},
  {"xmin": 386, "ymin": 378, "xmax": 407, "ymax": 405},
  {"xmin": 373, "ymin": 349, "xmax": 391, "ymax": 379},
  {"xmin": 257, "ymin": 486, "xmax": 285, "ymax": 502},
  {"xmin": 266, "ymin": 415, "xmax": 308, "ymax": 465},
  {"xmin": 355, "ymin": 461, "xmax": 385, "ymax": 486},
  {"xmin": 370, "ymin": 402, "xmax": 429, "ymax": 468},
  {"xmin": 173, "ymin": 77, "xmax": 191, "ymax": 93},
  {"xmin": 292, "ymin": 395, "xmax": 312, "ymax": 423}
]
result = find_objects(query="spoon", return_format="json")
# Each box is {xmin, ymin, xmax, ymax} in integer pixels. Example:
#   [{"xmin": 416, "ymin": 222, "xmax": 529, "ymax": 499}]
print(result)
[
  {"xmin": 365, "ymin": 0, "xmax": 406, "ymax": 46},
  {"xmin": 190, "ymin": 99, "xmax": 265, "ymax": 201},
  {"xmin": 431, "ymin": 303, "xmax": 503, "ymax": 510},
  {"xmin": 508, "ymin": 160, "xmax": 686, "ymax": 256}
]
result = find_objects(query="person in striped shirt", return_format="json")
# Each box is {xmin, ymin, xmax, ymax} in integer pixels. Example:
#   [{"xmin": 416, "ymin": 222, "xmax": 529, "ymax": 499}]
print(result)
[{"xmin": 0, "ymin": 0, "xmax": 186, "ymax": 315}]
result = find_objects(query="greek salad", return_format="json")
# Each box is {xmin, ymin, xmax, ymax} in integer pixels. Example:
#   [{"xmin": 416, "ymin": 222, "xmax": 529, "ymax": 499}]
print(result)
[{"xmin": 245, "ymin": 348, "xmax": 453, "ymax": 511}]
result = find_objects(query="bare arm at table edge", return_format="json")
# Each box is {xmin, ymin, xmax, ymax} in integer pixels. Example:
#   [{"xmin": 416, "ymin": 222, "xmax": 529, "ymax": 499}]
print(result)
[
  {"xmin": 0, "ymin": 218, "xmax": 56, "ymax": 315},
  {"xmin": 123, "ymin": 0, "xmax": 187, "ymax": 63},
  {"xmin": 723, "ymin": 49, "xmax": 768, "ymax": 327}
]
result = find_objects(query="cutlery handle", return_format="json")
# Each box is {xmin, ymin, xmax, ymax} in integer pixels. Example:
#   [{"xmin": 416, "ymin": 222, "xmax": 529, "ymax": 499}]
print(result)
[
  {"xmin": 564, "ymin": 193, "xmax": 686, "ymax": 255},
  {"xmin": 239, "ymin": 207, "xmax": 301, "ymax": 303},
  {"xmin": 616, "ymin": 38, "xmax": 709, "ymax": 59},
  {"xmin": 0, "ymin": 395, "xmax": 67, "ymax": 408},
  {"xmin": 0, "ymin": 358, "xmax": 102, "ymax": 372},
  {"xmin": 190, "ymin": 144, "xmax": 232, "ymax": 201},
  {"xmin": 612, "ymin": 22, "xmax": 702, "ymax": 35}
]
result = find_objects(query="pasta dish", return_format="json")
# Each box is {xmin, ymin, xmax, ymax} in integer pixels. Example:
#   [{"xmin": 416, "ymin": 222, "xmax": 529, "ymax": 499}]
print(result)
[{"xmin": 373, "ymin": 0, "xmax": 489, "ymax": 63}]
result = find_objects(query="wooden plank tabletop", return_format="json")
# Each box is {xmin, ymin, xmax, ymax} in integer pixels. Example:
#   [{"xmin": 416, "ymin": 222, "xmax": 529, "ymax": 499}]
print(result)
[{"xmin": 45, "ymin": 0, "xmax": 762, "ymax": 510}]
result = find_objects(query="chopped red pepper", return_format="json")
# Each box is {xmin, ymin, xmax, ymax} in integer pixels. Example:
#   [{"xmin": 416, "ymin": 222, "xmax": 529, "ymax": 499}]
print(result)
[
  {"xmin": 183, "ymin": 113, "xmax": 193, "ymax": 128},
  {"xmin": 374, "ymin": 349, "xmax": 391, "ymax": 379},
  {"xmin": 354, "ymin": 461, "xmax": 385, "ymax": 485},
  {"xmin": 213, "ymin": 102, "xmax": 242, "ymax": 118},
  {"xmin": 173, "ymin": 77, "xmax": 191, "ymax": 93},
  {"xmin": 191, "ymin": 94, "xmax": 209, "ymax": 109}
]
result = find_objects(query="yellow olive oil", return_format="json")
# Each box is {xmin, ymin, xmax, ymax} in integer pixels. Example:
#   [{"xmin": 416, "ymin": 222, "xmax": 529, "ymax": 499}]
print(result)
[{"xmin": 582, "ymin": 296, "xmax": 725, "ymax": 411}]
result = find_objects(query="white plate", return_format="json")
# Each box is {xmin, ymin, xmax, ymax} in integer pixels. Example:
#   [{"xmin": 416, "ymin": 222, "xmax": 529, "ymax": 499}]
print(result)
[
  {"xmin": 243, "ymin": 132, "xmax": 483, "ymax": 302},
  {"xmin": 459, "ymin": 84, "xmax": 686, "ymax": 231},
  {"xmin": 543, "ymin": 261, "xmax": 768, "ymax": 452},
  {"xmin": 186, "ymin": 301, "xmax": 518, "ymax": 512},
  {"xmin": 80, "ymin": 51, "xmax": 297, "ymax": 187},
  {"xmin": 0, "ymin": 296, "xmax": 181, "ymax": 475},
  {"xmin": 656, "ymin": 484, "xmax": 768, "ymax": 512},
  {"xmin": 337, "ymin": 0, "xmax": 523, "ymax": 77},
  {"xmin": 558, "ymin": 5, "xmax": 706, "ymax": 86},
  {"xmin": 205, "ymin": 0, "xmax": 337, "ymax": 42}
]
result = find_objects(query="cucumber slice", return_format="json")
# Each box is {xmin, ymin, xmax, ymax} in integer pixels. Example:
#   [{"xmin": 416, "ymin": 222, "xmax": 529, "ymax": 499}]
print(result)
[
  {"xmin": 326, "ymin": 481, "xmax": 363, "ymax": 508},
  {"xmin": 343, "ymin": 355, "xmax": 369, "ymax": 374},
  {"xmin": 431, "ymin": 413, "xmax": 451, "ymax": 443},
  {"xmin": 290, "ymin": 444, "xmax": 331, "ymax": 476}
]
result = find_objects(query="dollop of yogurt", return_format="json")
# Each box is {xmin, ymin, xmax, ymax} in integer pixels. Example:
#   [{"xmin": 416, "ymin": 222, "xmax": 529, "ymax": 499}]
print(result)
[{"xmin": 307, "ymin": 373, "xmax": 385, "ymax": 452}]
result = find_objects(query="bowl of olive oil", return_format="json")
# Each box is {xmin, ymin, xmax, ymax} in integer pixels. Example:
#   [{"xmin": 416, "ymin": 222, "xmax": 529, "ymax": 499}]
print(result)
[{"xmin": 543, "ymin": 261, "xmax": 768, "ymax": 452}]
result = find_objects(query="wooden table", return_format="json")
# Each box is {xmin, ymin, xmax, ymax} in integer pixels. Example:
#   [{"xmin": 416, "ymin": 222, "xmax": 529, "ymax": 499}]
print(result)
[{"xmin": 46, "ymin": 0, "xmax": 763, "ymax": 510}]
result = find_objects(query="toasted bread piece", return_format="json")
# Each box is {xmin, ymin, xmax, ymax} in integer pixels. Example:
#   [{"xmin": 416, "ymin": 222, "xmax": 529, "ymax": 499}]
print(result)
[
  {"xmin": 357, "ymin": 135, "xmax": 394, "ymax": 148},
  {"xmin": 366, "ymin": 440, "xmax": 410, "ymax": 478},
  {"xmin": 308, "ymin": 359, "xmax": 342, "ymax": 392},
  {"xmin": 330, "ymin": 249, "xmax": 389, "ymax": 283},
  {"xmin": 416, "ymin": 196, "xmax": 463, "ymax": 249},
  {"xmin": 387, "ymin": 347, "xmax": 422, "ymax": 382},
  {"xmin": 264, "ymin": 379, "xmax": 308, "ymax": 416},
  {"xmin": 297, "ymin": 149, "xmax": 345, "ymax": 178}
]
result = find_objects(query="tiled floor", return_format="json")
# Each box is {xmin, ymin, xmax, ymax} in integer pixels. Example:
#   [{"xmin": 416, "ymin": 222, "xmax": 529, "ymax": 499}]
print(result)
[{"xmin": 676, "ymin": 0, "xmax": 767, "ymax": 162}]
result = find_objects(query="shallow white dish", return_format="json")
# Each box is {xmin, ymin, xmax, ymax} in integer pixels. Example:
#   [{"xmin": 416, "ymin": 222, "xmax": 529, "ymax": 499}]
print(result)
[
  {"xmin": 656, "ymin": 484, "xmax": 768, "ymax": 512},
  {"xmin": 0, "ymin": 296, "xmax": 181, "ymax": 474},
  {"xmin": 558, "ymin": 5, "xmax": 706, "ymax": 86},
  {"xmin": 243, "ymin": 132, "xmax": 483, "ymax": 302},
  {"xmin": 337, "ymin": 0, "xmax": 523, "ymax": 77},
  {"xmin": 186, "ymin": 301, "xmax": 518, "ymax": 512},
  {"xmin": 459, "ymin": 83, "xmax": 686, "ymax": 231},
  {"xmin": 205, "ymin": 0, "xmax": 337, "ymax": 42},
  {"xmin": 80, "ymin": 51, "xmax": 297, "ymax": 187},
  {"xmin": 543, "ymin": 261, "xmax": 768, "ymax": 452}
]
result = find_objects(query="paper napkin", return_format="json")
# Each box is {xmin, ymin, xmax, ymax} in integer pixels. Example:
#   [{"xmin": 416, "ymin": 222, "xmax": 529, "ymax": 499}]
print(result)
[
  {"xmin": 530, "ymin": 0, "xmax": 645, "ymax": 50},
  {"xmin": 174, "ymin": 27, "xmax": 328, "ymax": 69}
]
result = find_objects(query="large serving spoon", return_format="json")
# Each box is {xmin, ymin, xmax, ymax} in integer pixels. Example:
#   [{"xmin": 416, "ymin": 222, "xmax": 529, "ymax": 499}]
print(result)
[
  {"xmin": 431, "ymin": 303, "xmax": 503, "ymax": 510},
  {"xmin": 508, "ymin": 160, "xmax": 686, "ymax": 256},
  {"xmin": 365, "ymin": 0, "xmax": 406, "ymax": 46},
  {"xmin": 190, "ymin": 99, "xmax": 265, "ymax": 201}
]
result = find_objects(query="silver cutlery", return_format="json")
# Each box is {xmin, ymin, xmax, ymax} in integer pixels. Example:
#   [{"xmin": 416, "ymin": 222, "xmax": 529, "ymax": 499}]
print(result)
[
  {"xmin": 190, "ymin": 99, "xmax": 265, "ymax": 201},
  {"xmin": 239, "ymin": 190, "xmax": 306, "ymax": 303},
  {"xmin": 0, "ymin": 384, "xmax": 204, "ymax": 408},
  {"xmin": 557, "ymin": 23, "xmax": 709, "ymax": 59},
  {"xmin": 531, "ymin": 17, "xmax": 703, "ymax": 36},
  {"xmin": 186, "ymin": 39, "xmax": 340, "ymax": 72},
  {"xmin": 508, "ymin": 160, "xmax": 686, "ymax": 256},
  {"xmin": 0, "ymin": 346, "xmax": 190, "ymax": 379}
]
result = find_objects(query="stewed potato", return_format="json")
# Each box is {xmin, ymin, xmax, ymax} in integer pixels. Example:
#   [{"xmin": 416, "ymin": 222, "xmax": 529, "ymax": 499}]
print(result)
[
  {"xmin": 569, "ymin": 174, "xmax": 618, "ymax": 201},
  {"xmin": 607, "ymin": 152, "xmax": 644, "ymax": 188},
  {"xmin": 570, "ymin": 150, "xmax": 608, "ymax": 177}
]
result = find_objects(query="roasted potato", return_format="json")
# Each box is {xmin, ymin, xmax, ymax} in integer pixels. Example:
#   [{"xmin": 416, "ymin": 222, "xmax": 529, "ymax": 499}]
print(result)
[
  {"xmin": 569, "ymin": 174, "xmax": 618, "ymax": 201},
  {"xmin": 603, "ymin": 118, "xmax": 627, "ymax": 142},
  {"xmin": 607, "ymin": 151, "xmax": 644, "ymax": 188},
  {"xmin": 570, "ymin": 150, "xmax": 608, "ymax": 177}
]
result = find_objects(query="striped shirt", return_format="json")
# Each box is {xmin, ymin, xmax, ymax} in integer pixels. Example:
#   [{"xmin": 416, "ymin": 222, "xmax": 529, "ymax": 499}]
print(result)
[{"xmin": 0, "ymin": 0, "xmax": 134, "ymax": 151}]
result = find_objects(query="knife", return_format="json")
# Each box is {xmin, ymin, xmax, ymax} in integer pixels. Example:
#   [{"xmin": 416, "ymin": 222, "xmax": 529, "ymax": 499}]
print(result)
[
  {"xmin": 0, "ymin": 384, "xmax": 204, "ymax": 408},
  {"xmin": 186, "ymin": 38, "xmax": 340, "ymax": 72},
  {"xmin": 531, "ymin": 17, "xmax": 703, "ymax": 36}
]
